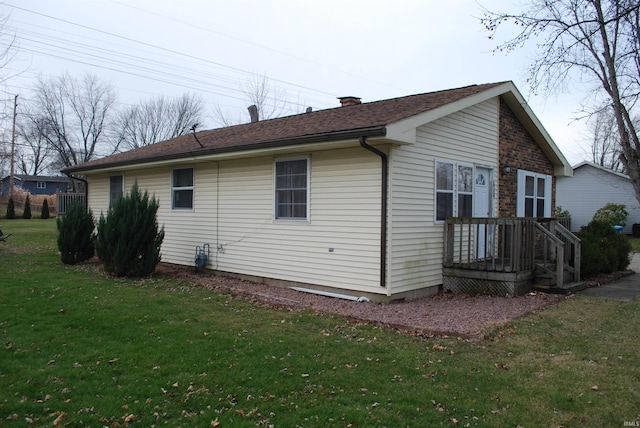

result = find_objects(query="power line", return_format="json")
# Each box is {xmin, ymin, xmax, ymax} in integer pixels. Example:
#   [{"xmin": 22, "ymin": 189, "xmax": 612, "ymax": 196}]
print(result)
[
  {"xmin": 109, "ymin": 0, "xmax": 406, "ymax": 93},
  {"xmin": 4, "ymin": 17, "xmax": 334, "ymax": 112},
  {"xmin": 5, "ymin": 3, "xmax": 339, "ymax": 100}
]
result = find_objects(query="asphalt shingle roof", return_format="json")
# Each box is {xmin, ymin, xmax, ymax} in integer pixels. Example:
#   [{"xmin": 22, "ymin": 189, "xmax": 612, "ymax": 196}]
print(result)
[{"xmin": 64, "ymin": 82, "xmax": 505, "ymax": 173}]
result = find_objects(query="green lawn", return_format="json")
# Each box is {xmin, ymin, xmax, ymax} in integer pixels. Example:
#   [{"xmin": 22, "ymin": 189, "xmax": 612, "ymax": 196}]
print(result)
[
  {"xmin": 1, "ymin": 219, "xmax": 639, "ymax": 426},
  {"xmin": 629, "ymin": 237, "xmax": 640, "ymax": 252}
]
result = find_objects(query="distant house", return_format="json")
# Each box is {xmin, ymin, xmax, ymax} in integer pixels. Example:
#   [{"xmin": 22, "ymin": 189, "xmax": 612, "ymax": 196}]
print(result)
[
  {"xmin": 556, "ymin": 161, "xmax": 640, "ymax": 234},
  {"xmin": 63, "ymin": 81, "xmax": 575, "ymax": 300},
  {"xmin": 0, "ymin": 175, "xmax": 73, "ymax": 197}
]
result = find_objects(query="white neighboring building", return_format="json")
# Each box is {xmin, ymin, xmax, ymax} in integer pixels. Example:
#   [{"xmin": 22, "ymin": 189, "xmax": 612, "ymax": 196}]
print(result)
[{"xmin": 556, "ymin": 161, "xmax": 640, "ymax": 234}]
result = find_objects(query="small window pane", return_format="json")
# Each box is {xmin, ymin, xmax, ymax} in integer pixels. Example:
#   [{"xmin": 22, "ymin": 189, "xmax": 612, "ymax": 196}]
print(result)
[
  {"xmin": 458, "ymin": 166, "xmax": 473, "ymax": 193},
  {"xmin": 173, "ymin": 168, "xmax": 193, "ymax": 187},
  {"xmin": 525, "ymin": 176, "xmax": 534, "ymax": 196},
  {"xmin": 174, "ymin": 190, "xmax": 193, "ymax": 209},
  {"xmin": 537, "ymin": 177, "xmax": 545, "ymax": 197},
  {"xmin": 458, "ymin": 194, "xmax": 473, "ymax": 218},
  {"xmin": 436, "ymin": 192, "xmax": 453, "ymax": 221},
  {"xmin": 536, "ymin": 200, "xmax": 545, "ymax": 218},
  {"xmin": 525, "ymin": 198, "xmax": 534, "ymax": 217},
  {"xmin": 436, "ymin": 162, "xmax": 454, "ymax": 190},
  {"xmin": 109, "ymin": 175, "xmax": 123, "ymax": 207}
]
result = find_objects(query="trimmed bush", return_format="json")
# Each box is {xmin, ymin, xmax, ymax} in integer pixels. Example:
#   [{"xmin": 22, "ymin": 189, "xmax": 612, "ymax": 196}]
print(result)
[
  {"xmin": 22, "ymin": 194, "xmax": 32, "ymax": 219},
  {"xmin": 578, "ymin": 219, "xmax": 631, "ymax": 278},
  {"xmin": 40, "ymin": 198, "xmax": 50, "ymax": 219},
  {"xmin": 57, "ymin": 201, "xmax": 95, "ymax": 265},
  {"xmin": 5, "ymin": 197, "xmax": 15, "ymax": 219},
  {"xmin": 95, "ymin": 182, "xmax": 164, "ymax": 277},
  {"xmin": 592, "ymin": 203, "xmax": 628, "ymax": 227}
]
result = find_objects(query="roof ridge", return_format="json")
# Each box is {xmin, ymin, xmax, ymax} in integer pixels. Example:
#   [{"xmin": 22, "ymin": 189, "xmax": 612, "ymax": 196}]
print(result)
[{"xmin": 206, "ymin": 81, "xmax": 508, "ymax": 133}]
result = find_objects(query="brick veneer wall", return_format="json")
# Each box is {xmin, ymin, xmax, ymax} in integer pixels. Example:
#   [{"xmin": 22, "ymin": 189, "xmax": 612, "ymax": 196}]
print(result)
[{"xmin": 498, "ymin": 98, "xmax": 555, "ymax": 217}]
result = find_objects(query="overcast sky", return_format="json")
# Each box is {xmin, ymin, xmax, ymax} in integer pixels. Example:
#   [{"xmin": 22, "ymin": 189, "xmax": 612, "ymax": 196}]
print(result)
[{"xmin": 2, "ymin": 0, "xmax": 592, "ymax": 164}]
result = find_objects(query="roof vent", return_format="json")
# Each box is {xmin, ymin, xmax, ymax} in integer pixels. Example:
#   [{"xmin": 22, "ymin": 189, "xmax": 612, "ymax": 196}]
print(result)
[
  {"xmin": 248, "ymin": 104, "xmax": 259, "ymax": 123},
  {"xmin": 338, "ymin": 96, "xmax": 361, "ymax": 107},
  {"xmin": 305, "ymin": 107, "xmax": 312, "ymax": 113}
]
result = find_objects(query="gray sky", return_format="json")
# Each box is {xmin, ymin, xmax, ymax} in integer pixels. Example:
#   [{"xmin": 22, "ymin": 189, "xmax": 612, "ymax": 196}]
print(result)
[{"xmin": 2, "ymin": 0, "xmax": 591, "ymax": 164}]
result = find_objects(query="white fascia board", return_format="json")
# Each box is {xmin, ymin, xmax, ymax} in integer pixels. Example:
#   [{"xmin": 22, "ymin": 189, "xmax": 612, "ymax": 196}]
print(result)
[{"xmin": 386, "ymin": 81, "xmax": 573, "ymax": 177}]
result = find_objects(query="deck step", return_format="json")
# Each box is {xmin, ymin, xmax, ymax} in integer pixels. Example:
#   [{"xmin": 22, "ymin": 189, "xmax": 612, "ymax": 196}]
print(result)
[{"xmin": 532, "ymin": 281, "xmax": 587, "ymax": 294}]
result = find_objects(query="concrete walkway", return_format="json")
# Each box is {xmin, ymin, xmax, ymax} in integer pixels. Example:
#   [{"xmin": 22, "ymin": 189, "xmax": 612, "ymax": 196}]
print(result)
[{"xmin": 579, "ymin": 253, "xmax": 640, "ymax": 302}]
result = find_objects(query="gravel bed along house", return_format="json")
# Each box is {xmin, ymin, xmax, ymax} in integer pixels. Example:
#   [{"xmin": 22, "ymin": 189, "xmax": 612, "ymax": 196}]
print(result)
[{"xmin": 157, "ymin": 264, "xmax": 565, "ymax": 338}]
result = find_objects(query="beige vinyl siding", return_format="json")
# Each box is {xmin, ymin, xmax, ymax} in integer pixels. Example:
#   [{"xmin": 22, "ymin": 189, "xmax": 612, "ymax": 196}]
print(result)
[
  {"xmin": 85, "ymin": 146, "xmax": 383, "ymax": 294},
  {"xmin": 87, "ymin": 174, "xmax": 110, "ymax": 214},
  {"xmin": 388, "ymin": 98, "xmax": 499, "ymax": 294},
  {"xmin": 216, "ymin": 148, "xmax": 381, "ymax": 293}
]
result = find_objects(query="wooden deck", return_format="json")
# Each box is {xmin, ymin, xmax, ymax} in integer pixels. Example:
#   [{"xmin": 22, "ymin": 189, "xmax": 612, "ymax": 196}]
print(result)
[{"xmin": 443, "ymin": 217, "xmax": 580, "ymax": 295}]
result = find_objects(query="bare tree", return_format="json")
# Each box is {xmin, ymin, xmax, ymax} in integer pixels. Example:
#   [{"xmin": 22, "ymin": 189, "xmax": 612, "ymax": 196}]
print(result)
[
  {"xmin": 0, "ymin": 8, "xmax": 17, "ymax": 85},
  {"xmin": 16, "ymin": 116, "xmax": 54, "ymax": 175},
  {"xmin": 482, "ymin": 0, "xmax": 640, "ymax": 202},
  {"xmin": 115, "ymin": 93, "xmax": 203, "ymax": 151},
  {"xmin": 0, "ymin": 8, "xmax": 18, "ymax": 178},
  {"xmin": 28, "ymin": 73, "xmax": 117, "ymax": 169},
  {"xmin": 214, "ymin": 73, "xmax": 294, "ymax": 126},
  {"xmin": 584, "ymin": 108, "xmax": 625, "ymax": 171}
]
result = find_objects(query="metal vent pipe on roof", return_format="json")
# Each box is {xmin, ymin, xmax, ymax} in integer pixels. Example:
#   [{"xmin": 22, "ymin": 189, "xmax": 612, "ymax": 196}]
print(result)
[{"xmin": 248, "ymin": 105, "xmax": 259, "ymax": 123}]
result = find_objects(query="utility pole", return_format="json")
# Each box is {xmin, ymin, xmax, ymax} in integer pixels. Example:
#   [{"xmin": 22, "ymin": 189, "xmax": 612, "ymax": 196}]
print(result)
[{"xmin": 9, "ymin": 94, "xmax": 17, "ymax": 198}]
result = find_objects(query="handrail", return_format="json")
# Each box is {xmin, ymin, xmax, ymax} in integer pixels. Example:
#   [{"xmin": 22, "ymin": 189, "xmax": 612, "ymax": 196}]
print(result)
[
  {"xmin": 534, "ymin": 222, "xmax": 565, "ymax": 287},
  {"xmin": 554, "ymin": 222, "xmax": 581, "ymax": 281}
]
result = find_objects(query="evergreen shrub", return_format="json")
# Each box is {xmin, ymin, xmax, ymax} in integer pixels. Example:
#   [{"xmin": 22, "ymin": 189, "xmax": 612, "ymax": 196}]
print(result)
[
  {"xmin": 41, "ymin": 198, "xmax": 50, "ymax": 219},
  {"xmin": 5, "ymin": 197, "xmax": 15, "ymax": 219},
  {"xmin": 95, "ymin": 182, "xmax": 164, "ymax": 277},
  {"xmin": 22, "ymin": 194, "xmax": 32, "ymax": 219},
  {"xmin": 578, "ymin": 219, "xmax": 631, "ymax": 278},
  {"xmin": 57, "ymin": 201, "xmax": 95, "ymax": 265}
]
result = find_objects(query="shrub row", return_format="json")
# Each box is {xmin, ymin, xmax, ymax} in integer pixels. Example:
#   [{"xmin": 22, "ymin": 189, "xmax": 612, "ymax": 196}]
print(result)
[
  {"xmin": 5, "ymin": 196, "xmax": 50, "ymax": 219},
  {"xmin": 56, "ymin": 183, "xmax": 164, "ymax": 277}
]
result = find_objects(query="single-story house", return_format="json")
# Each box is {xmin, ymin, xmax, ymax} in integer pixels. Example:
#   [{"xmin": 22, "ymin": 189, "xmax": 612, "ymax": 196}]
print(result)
[
  {"xmin": 63, "ymin": 81, "xmax": 575, "ymax": 301},
  {"xmin": 556, "ymin": 161, "xmax": 640, "ymax": 234},
  {"xmin": 0, "ymin": 174, "xmax": 73, "ymax": 197}
]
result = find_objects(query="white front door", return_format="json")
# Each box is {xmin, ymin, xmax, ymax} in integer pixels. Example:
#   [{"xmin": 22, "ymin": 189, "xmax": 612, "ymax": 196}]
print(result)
[{"xmin": 474, "ymin": 167, "xmax": 492, "ymax": 258}]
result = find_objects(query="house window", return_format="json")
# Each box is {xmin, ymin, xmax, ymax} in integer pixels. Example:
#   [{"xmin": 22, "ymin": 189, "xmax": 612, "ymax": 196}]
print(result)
[
  {"xmin": 274, "ymin": 158, "xmax": 308, "ymax": 220},
  {"xmin": 435, "ymin": 160, "xmax": 474, "ymax": 221},
  {"xmin": 517, "ymin": 169, "xmax": 552, "ymax": 217},
  {"xmin": 37, "ymin": 181, "xmax": 46, "ymax": 189},
  {"xmin": 109, "ymin": 175, "xmax": 123, "ymax": 207},
  {"xmin": 172, "ymin": 167, "xmax": 194, "ymax": 209}
]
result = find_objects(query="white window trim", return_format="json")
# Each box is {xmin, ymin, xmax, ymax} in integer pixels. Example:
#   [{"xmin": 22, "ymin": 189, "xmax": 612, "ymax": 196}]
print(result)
[
  {"xmin": 273, "ymin": 155, "xmax": 310, "ymax": 221},
  {"xmin": 434, "ymin": 159, "xmax": 475, "ymax": 223},
  {"xmin": 516, "ymin": 169, "xmax": 552, "ymax": 217},
  {"xmin": 37, "ymin": 181, "xmax": 46, "ymax": 189},
  {"xmin": 171, "ymin": 167, "xmax": 195, "ymax": 211}
]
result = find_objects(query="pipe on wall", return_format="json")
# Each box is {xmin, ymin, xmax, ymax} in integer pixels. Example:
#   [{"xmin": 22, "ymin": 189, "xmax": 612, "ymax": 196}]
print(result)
[{"xmin": 359, "ymin": 136, "xmax": 388, "ymax": 288}]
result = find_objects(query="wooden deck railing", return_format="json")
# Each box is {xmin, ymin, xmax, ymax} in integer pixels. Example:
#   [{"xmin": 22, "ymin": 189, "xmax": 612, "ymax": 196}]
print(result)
[
  {"xmin": 444, "ymin": 217, "xmax": 581, "ymax": 285},
  {"xmin": 57, "ymin": 192, "xmax": 86, "ymax": 216}
]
